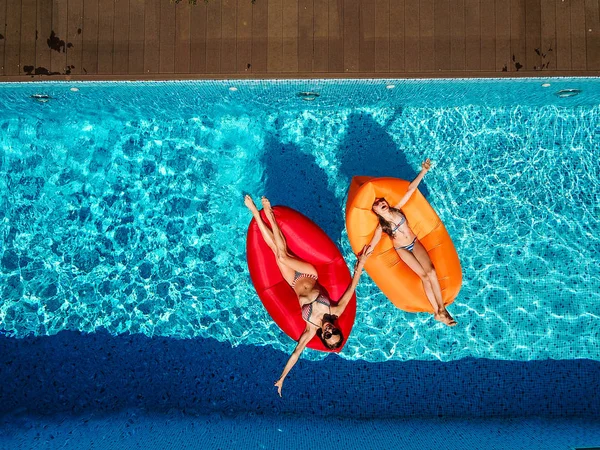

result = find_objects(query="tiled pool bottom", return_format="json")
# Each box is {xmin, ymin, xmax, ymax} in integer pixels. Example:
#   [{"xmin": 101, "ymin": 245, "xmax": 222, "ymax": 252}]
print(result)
[
  {"xmin": 2, "ymin": 413, "xmax": 600, "ymax": 450},
  {"xmin": 1, "ymin": 332, "xmax": 599, "ymax": 419}
]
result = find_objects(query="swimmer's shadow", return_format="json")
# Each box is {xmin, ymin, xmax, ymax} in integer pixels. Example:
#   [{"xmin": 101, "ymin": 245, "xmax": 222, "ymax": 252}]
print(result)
[
  {"xmin": 338, "ymin": 111, "xmax": 430, "ymax": 199},
  {"xmin": 262, "ymin": 136, "xmax": 344, "ymax": 243}
]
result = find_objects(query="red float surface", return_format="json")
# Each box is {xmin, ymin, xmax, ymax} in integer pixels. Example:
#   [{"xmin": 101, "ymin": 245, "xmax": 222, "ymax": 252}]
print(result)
[{"xmin": 246, "ymin": 206, "xmax": 355, "ymax": 352}]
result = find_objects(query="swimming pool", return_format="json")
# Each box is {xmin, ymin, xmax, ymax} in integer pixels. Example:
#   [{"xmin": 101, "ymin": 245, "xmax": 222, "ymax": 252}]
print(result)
[
  {"xmin": 1, "ymin": 78, "xmax": 600, "ymax": 448},
  {"xmin": 1, "ymin": 78, "xmax": 598, "ymax": 364}
]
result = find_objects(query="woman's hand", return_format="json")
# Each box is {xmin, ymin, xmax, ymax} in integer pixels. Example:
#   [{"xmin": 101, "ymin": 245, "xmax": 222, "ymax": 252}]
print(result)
[
  {"xmin": 274, "ymin": 378, "xmax": 284, "ymax": 397},
  {"xmin": 355, "ymin": 245, "xmax": 373, "ymax": 271},
  {"xmin": 421, "ymin": 158, "xmax": 432, "ymax": 172},
  {"xmin": 396, "ymin": 162, "xmax": 432, "ymax": 209}
]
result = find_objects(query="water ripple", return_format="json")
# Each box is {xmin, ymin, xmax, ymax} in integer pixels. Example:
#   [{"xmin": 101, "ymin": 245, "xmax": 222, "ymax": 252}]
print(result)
[{"xmin": 1, "ymin": 84, "xmax": 599, "ymax": 362}]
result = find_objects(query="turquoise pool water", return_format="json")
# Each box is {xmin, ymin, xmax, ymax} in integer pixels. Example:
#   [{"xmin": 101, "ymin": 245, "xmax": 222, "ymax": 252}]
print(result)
[{"xmin": 0, "ymin": 79, "xmax": 598, "ymax": 362}]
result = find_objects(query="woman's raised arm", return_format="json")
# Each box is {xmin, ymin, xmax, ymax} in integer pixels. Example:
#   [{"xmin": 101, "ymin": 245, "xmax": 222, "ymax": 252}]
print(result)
[
  {"xmin": 331, "ymin": 245, "xmax": 372, "ymax": 317},
  {"xmin": 394, "ymin": 158, "xmax": 431, "ymax": 209},
  {"xmin": 368, "ymin": 225, "xmax": 383, "ymax": 249},
  {"xmin": 274, "ymin": 326, "xmax": 317, "ymax": 397}
]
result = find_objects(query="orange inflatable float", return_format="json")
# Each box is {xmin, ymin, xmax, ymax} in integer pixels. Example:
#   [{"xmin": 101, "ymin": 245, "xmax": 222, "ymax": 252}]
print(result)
[{"xmin": 345, "ymin": 176, "xmax": 462, "ymax": 312}]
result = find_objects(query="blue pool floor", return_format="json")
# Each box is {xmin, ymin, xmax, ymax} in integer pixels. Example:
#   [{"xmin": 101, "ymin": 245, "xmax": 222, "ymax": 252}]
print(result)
[
  {"xmin": 1, "ymin": 330, "xmax": 599, "ymax": 418},
  {"xmin": 2, "ymin": 412, "xmax": 600, "ymax": 450}
]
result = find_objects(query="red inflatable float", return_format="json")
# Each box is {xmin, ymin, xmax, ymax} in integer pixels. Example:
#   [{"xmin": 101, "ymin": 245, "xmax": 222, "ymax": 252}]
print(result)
[{"xmin": 246, "ymin": 206, "xmax": 356, "ymax": 352}]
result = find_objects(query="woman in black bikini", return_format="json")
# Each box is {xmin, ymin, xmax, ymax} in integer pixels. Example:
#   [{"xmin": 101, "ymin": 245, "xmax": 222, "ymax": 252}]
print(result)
[
  {"xmin": 244, "ymin": 195, "xmax": 371, "ymax": 397},
  {"xmin": 369, "ymin": 158, "xmax": 457, "ymax": 327}
]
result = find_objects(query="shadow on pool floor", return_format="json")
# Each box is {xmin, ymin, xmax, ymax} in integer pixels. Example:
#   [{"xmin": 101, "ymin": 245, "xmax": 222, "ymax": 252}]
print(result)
[{"xmin": 0, "ymin": 330, "xmax": 599, "ymax": 419}]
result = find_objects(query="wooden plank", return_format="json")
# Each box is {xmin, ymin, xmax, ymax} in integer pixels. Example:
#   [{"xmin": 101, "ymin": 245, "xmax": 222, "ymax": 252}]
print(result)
[
  {"xmin": 404, "ymin": 0, "xmax": 419, "ymax": 72},
  {"xmin": 267, "ymin": 0, "xmax": 283, "ymax": 72},
  {"xmin": 571, "ymin": 0, "xmax": 586, "ymax": 69},
  {"xmin": 450, "ymin": 0, "xmax": 465, "ymax": 71},
  {"xmin": 495, "ymin": 0, "xmax": 511, "ymax": 71},
  {"xmin": 0, "ymin": 0, "xmax": 6, "ymax": 74},
  {"xmin": 389, "ymin": 0, "xmax": 404, "ymax": 71},
  {"xmin": 525, "ymin": 0, "xmax": 541, "ymax": 70},
  {"xmin": 236, "ymin": 0, "xmax": 251, "ymax": 73},
  {"xmin": 480, "ymin": 0, "xmax": 496, "ymax": 70},
  {"xmin": 282, "ymin": 0, "xmax": 298, "ymax": 72},
  {"xmin": 374, "ymin": 0, "xmax": 389, "ymax": 72},
  {"xmin": 221, "ymin": 0, "xmax": 237, "ymax": 72},
  {"xmin": 190, "ymin": 1, "xmax": 207, "ymax": 73},
  {"xmin": 510, "ymin": 0, "xmax": 526, "ymax": 72},
  {"xmin": 143, "ymin": 0, "xmax": 160, "ymax": 73},
  {"xmin": 205, "ymin": 0, "xmax": 221, "ymax": 73},
  {"xmin": 159, "ymin": 0, "xmax": 176, "ymax": 73},
  {"xmin": 4, "ymin": 0, "xmax": 598, "ymax": 79},
  {"xmin": 252, "ymin": 0, "xmax": 268, "ymax": 72},
  {"xmin": 81, "ymin": 0, "xmax": 98, "ymax": 74},
  {"xmin": 328, "ymin": 0, "xmax": 343, "ymax": 72},
  {"xmin": 174, "ymin": 1, "xmax": 191, "ymax": 74},
  {"xmin": 129, "ymin": 0, "xmax": 145, "ymax": 74},
  {"xmin": 343, "ymin": 0, "xmax": 359, "ymax": 71},
  {"xmin": 20, "ymin": 0, "xmax": 37, "ymax": 74},
  {"xmin": 67, "ymin": 0, "xmax": 83, "ymax": 75},
  {"xmin": 419, "ymin": 0, "xmax": 434, "ymax": 71},
  {"xmin": 113, "ymin": 0, "xmax": 130, "ymax": 74},
  {"xmin": 359, "ymin": 0, "xmax": 375, "ymax": 72},
  {"xmin": 298, "ymin": 0, "xmax": 313, "ymax": 72},
  {"xmin": 434, "ymin": 0, "xmax": 450, "ymax": 71},
  {"xmin": 585, "ymin": 0, "xmax": 600, "ymax": 69},
  {"xmin": 540, "ymin": 0, "xmax": 556, "ymax": 70},
  {"xmin": 314, "ymin": 0, "xmax": 328, "ymax": 71},
  {"xmin": 4, "ymin": 0, "xmax": 21, "ymax": 75},
  {"xmin": 555, "ymin": 0, "xmax": 571, "ymax": 69},
  {"xmin": 97, "ymin": 0, "xmax": 114, "ymax": 74},
  {"xmin": 465, "ymin": 0, "xmax": 480, "ymax": 71},
  {"xmin": 51, "ymin": 0, "xmax": 68, "ymax": 74}
]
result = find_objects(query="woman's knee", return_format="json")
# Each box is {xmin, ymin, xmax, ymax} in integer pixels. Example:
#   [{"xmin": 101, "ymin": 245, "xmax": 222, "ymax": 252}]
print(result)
[
  {"xmin": 264, "ymin": 240, "xmax": 278, "ymax": 254},
  {"xmin": 273, "ymin": 238, "xmax": 288, "ymax": 253},
  {"xmin": 277, "ymin": 251, "xmax": 296, "ymax": 265},
  {"xmin": 415, "ymin": 269, "xmax": 428, "ymax": 281},
  {"xmin": 425, "ymin": 267, "xmax": 437, "ymax": 281}
]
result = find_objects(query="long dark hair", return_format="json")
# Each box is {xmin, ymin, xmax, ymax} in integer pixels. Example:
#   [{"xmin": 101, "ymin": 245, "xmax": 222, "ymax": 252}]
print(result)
[
  {"xmin": 373, "ymin": 199, "xmax": 404, "ymax": 237},
  {"xmin": 316, "ymin": 314, "xmax": 344, "ymax": 350}
]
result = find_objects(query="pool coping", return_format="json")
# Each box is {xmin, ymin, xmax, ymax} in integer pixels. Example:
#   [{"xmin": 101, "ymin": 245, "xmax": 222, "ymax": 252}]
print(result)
[{"xmin": 1, "ymin": 70, "xmax": 599, "ymax": 83}]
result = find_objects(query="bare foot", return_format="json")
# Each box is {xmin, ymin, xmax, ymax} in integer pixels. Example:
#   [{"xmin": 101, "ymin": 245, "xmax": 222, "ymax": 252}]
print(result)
[
  {"xmin": 441, "ymin": 309, "xmax": 458, "ymax": 327},
  {"xmin": 244, "ymin": 195, "xmax": 259, "ymax": 215},
  {"xmin": 261, "ymin": 197, "xmax": 276, "ymax": 221},
  {"xmin": 261, "ymin": 196, "xmax": 272, "ymax": 212},
  {"xmin": 434, "ymin": 309, "xmax": 457, "ymax": 327}
]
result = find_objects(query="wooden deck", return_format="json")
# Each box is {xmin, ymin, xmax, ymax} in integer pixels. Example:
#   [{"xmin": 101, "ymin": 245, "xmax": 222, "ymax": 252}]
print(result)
[{"xmin": 0, "ymin": 0, "xmax": 599, "ymax": 81}]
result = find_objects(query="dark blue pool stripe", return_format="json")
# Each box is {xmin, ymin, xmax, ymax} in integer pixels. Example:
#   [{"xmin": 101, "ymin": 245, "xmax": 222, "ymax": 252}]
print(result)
[{"xmin": 1, "ymin": 330, "xmax": 598, "ymax": 418}]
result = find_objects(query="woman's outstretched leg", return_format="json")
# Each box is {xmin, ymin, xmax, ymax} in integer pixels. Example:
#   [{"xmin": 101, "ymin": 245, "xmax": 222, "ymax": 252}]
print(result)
[
  {"xmin": 396, "ymin": 249, "xmax": 440, "ymax": 313},
  {"xmin": 245, "ymin": 195, "xmax": 296, "ymax": 285},
  {"xmin": 412, "ymin": 242, "xmax": 444, "ymax": 305},
  {"xmin": 261, "ymin": 197, "xmax": 318, "ymax": 277},
  {"xmin": 244, "ymin": 195, "xmax": 277, "ymax": 252},
  {"xmin": 396, "ymin": 248, "xmax": 454, "ymax": 326},
  {"xmin": 260, "ymin": 197, "xmax": 289, "ymax": 258},
  {"xmin": 412, "ymin": 241, "xmax": 456, "ymax": 326}
]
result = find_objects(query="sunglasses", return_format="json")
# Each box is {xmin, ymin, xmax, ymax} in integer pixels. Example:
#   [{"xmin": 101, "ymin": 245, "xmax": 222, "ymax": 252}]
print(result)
[{"xmin": 323, "ymin": 328, "xmax": 341, "ymax": 340}]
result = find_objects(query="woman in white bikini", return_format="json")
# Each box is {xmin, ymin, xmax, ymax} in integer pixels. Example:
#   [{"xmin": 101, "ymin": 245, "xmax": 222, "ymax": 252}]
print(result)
[
  {"xmin": 368, "ymin": 159, "xmax": 457, "ymax": 326},
  {"xmin": 244, "ymin": 195, "xmax": 371, "ymax": 396}
]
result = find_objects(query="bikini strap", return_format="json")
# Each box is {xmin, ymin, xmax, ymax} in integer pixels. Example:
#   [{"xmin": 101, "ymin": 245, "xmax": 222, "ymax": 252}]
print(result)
[{"xmin": 302, "ymin": 301, "xmax": 321, "ymax": 327}]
